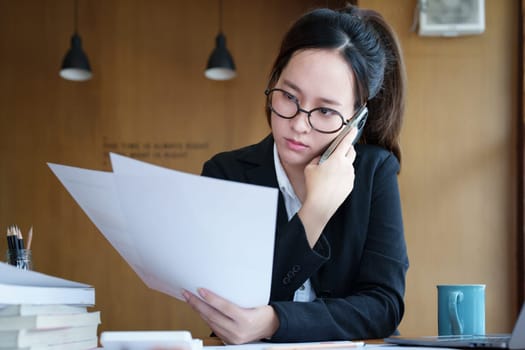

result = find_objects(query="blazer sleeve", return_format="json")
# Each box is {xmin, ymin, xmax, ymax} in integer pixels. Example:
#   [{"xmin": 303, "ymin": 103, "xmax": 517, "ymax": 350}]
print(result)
[{"xmin": 269, "ymin": 151, "xmax": 409, "ymax": 342}]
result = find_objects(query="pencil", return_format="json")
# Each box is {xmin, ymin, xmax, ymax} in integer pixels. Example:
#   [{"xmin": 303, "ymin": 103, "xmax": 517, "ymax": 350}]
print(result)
[
  {"xmin": 9, "ymin": 225, "xmax": 17, "ymax": 250},
  {"xmin": 27, "ymin": 226, "xmax": 33, "ymax": 250},
  {"xmin": 6, "ymin": 226, "xmax": 15, "ymax": 250},
  {"xmin": 6, "ymin": 225, "xmax": 18, "ymax": 265},
  {"xmin": 265, "ymin": 341, "xmax": 365, "ymax": 350},
  {"xmin": 15, "ymin": 225, "xmax": 24, "ymax": 250}
]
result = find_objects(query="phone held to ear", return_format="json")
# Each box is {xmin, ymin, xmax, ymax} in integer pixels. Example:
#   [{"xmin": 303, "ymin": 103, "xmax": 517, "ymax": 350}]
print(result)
[{"xmin": 318, "ymin": 105, "xmax": 368, "ymax": 164}]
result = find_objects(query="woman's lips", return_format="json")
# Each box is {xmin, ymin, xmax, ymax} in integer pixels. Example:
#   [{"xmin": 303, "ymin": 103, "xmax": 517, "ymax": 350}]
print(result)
[{"xmin": 285, "ymin": 138, "xmax": 308, "ymax": 151}]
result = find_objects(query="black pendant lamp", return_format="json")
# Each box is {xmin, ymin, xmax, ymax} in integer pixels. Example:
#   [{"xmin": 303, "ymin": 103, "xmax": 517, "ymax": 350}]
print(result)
[
  {"xmin": 205, "ymin": 0, "xmax": 236, "ymax": 81},
  {"xmin": 60, "ymin": 0, "xmax": 92, "ymax": 81}
]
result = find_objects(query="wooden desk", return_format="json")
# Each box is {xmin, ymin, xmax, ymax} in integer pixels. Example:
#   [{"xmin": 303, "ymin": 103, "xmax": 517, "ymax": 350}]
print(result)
[{"xmin": 203, "ymin": 337, "xmax": 225, "ymax": 346}]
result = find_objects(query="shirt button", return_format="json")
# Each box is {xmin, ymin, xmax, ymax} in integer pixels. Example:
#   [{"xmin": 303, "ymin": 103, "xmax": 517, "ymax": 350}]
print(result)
[{"xmin": 299, "ymin": 285, "xmax": 305, "ymax": 291}]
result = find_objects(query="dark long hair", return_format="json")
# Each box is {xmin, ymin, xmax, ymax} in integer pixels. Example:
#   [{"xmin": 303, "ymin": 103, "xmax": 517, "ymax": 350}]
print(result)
[{"xmin": 266, "ymin": 4, "xmax": 406, "ymax": 164}]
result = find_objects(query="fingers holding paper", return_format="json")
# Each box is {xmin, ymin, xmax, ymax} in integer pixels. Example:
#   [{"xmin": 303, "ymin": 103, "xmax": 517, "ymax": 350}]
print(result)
[{"xmin": 182, "ymin": 288, "xmax": 279, "ymax": 344}]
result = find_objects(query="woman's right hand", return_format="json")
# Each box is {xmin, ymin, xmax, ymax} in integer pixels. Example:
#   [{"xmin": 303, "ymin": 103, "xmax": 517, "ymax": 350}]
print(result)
[{"xmin": 298, "ymin": 127, "xmax": 358, "ymax": 247}]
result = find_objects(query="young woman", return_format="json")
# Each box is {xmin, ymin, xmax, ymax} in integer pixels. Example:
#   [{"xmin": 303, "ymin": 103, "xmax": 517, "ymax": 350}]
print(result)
[{"xmin": 183, "ymin": 4, "xmax": 409, "ymax": 344}]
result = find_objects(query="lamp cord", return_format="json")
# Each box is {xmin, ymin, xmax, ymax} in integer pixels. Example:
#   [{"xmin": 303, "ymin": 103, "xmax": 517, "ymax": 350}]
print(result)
[
  {"xmin": 74, "ymin": 0, "xmax": 79, "ymax": 34},
  {"xmin": 218, "ymin": 0, "xmax": 223, "ymax": 33}
]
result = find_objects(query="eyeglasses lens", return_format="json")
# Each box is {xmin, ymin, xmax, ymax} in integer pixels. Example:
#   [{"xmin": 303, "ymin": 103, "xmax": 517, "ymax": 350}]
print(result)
[
  {"xmin": 269, "ymin": 90, "xmax": 297, "ymax": 118},
  {"xmin": 268, "ymin": 90, "xmax": 343, "ymax": 133}
]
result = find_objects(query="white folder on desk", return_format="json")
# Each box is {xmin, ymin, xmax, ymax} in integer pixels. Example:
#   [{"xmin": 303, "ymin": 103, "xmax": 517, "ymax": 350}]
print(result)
[{"xmin": 48, "ymin": 153, "xmax": 278, "ymax": 308}]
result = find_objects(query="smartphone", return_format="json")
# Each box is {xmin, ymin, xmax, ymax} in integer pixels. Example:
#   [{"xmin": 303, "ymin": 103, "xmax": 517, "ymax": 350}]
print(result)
[{"xmin": 318, "ymin": 105, "xmax": 368, "ymax": 164}]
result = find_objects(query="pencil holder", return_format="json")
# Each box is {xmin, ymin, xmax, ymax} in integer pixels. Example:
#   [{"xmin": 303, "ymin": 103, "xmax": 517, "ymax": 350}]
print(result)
[{"xmin": 6, "ymin": 249, "xmax": 33, "ymax": 270}]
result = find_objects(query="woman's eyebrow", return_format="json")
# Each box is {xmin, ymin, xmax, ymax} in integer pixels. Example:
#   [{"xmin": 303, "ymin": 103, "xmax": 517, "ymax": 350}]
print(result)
[
  {"xmin": 281, "ymin": 79, "xmax": 302, "ymax": 93},
  {"xmin": 281, "ymin": 79, "xmax": 343, "ymax": 107}
]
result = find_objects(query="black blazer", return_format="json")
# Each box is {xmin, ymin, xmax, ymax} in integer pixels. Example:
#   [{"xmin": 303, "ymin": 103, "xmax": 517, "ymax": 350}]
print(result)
[{"xmin": 202, "ymin": 135, "xmax": 409, "ymax": 342}]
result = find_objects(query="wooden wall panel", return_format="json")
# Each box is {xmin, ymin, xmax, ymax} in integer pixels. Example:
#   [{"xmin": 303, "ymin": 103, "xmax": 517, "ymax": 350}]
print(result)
[
  {"xmin": 362, "ymin": 0, "xmax": 519, "ymax": 335},
  {"xmin": 0, "ymin": 0, "xmax": 519, "ymax": 339}
]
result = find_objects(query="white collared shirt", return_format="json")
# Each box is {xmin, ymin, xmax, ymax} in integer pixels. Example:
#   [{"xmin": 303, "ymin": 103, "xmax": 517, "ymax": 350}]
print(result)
[{"xmin": 273, "ymin": 143, "xmax": 316, "ymax": 302}]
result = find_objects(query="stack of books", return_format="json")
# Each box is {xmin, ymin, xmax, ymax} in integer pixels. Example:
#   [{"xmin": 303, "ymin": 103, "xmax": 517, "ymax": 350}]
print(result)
[{"xmin": 0, "ymin": 262, "xmax": 99, "ymax": 350}]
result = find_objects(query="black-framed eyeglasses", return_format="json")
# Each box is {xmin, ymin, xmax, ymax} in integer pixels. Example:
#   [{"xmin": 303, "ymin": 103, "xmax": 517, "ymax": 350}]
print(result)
[{"xmin": 265, "ymin": 88, "xmax": 353, "ymax": 134}]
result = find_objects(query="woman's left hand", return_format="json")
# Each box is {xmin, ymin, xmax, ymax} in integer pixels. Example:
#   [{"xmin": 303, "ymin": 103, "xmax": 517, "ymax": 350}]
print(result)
[
  {"xmin": 183, "ymin": 288, "xmax": 279, "ymax": 345},
  {"xmin": 299, "ymin": 127, "xmax": 358, "ymax": 247}
]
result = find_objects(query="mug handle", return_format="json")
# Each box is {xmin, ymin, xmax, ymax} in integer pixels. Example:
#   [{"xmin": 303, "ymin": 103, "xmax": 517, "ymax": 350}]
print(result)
[{"xmin": 448, "ymin": 291, "xmax": 464, "ymax": 335}]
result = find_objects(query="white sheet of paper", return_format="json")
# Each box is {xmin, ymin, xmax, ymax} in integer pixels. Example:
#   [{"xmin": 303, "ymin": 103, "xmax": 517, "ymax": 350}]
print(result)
[
  {"xmin": 0, "ymin": 261, "xmax": 90, "ymax": 288},
  {"xmin": 204, "ymin": 344, "xmax": 452, "ymax": 350},
  {"xmin": 47, "ymin": 163, "xmax": 149, "ymax": 281},
  {"xmin": 204, "ymin": 341, "xmax": 370, "ymax": 350},
  {"xmin": 48, "ymin": 153, "xmax": 278, "ymax": 308}
]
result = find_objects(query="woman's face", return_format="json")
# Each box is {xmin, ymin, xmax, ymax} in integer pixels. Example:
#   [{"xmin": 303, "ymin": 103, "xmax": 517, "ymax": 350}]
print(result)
[{"xmin": 271, "ymin": 49, "xmax": 356, "ymax": 169}]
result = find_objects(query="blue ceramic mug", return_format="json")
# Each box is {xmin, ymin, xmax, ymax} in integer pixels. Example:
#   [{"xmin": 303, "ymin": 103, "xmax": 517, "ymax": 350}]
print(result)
[{"xmin": 437, "ymin": 284, "xmax": 485, "ymax": 336}]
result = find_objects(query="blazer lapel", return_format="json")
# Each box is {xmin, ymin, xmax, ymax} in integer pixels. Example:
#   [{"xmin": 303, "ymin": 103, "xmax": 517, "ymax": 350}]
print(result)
[
  {"xmin": 240, "ymin": 134, "xmax": 278, "ymax": 187},
  {"xmin": 239, "ymin": 134, "xmax": 289, "ymax": 236}
]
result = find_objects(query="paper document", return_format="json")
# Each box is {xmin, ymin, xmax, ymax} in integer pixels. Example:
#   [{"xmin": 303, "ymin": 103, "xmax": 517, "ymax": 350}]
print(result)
[
  {"xmin": 48, "ymin": 153, "xmax": 278, "ymax": 308},
  {"xmin": 204, "ymin": 341, "xmax": 368, "ymax": 350},
  {"xmin": 0, "ymin": 262, "xmax": 95, "ymax": 306},
  {"xmin": 0, "ymin": 262, "xmax": 90, "ymax": 288},
  {"xmin": 204, "ymin": 343, "xmax": 453, "ymax": 350}
]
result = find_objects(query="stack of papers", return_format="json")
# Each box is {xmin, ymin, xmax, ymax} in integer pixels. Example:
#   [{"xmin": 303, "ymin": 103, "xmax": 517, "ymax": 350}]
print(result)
[
  {"xmin": 0, "ymin": 262, "xmax": 100, "ymax": 349},
  {"xmin": 48, "ymin": 153, "xmax": 278, "ymax": 308}
]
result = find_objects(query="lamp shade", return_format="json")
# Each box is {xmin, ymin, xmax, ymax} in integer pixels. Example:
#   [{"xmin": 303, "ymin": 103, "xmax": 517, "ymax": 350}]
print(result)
[
  {"xmin": 205, "ymin": 33, "xmax": 236, "ymax": 81},
  {"xmin": 60, "ymin": 33, "xmax": 92, "ymax": 81}
]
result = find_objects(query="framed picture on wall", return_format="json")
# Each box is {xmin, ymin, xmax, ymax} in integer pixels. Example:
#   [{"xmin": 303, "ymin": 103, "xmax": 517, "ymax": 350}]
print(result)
[{"xmin": 418, "ymin": 0, "xmax": 485, "ymax": 37}]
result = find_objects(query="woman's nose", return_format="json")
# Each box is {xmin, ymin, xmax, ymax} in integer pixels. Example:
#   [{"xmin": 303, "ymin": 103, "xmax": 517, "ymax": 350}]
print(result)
[{"xmin": 289, "ymin": 110, "xmax": 312, "ymax": 133}]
